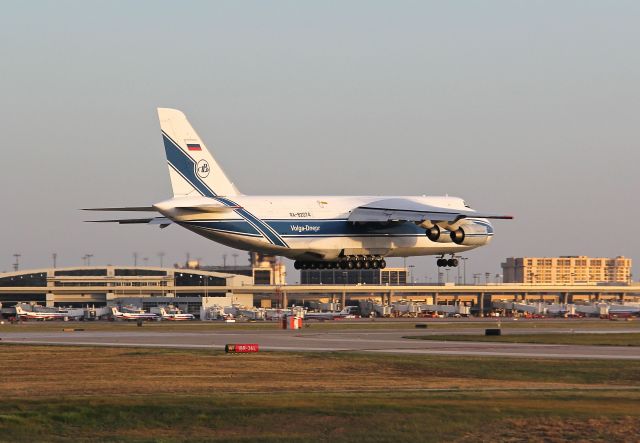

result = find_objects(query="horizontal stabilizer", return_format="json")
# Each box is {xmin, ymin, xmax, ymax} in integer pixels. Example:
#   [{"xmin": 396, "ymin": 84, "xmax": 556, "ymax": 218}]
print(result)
[
  {"xmin": 82, "ymin": 206, "xmax": 157, "ymax": 212},
  {"xmin": 85, "ymin": 217, "xmax": 172, "ymax": 228}
]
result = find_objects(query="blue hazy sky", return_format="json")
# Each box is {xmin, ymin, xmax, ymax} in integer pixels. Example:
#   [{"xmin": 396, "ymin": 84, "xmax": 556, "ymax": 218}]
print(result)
[{"xmin": 1, "ymin": 1, "xmax": 638, "ymax": 281}]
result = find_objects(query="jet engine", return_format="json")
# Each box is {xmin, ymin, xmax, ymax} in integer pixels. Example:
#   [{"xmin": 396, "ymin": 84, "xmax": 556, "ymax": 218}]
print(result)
[
  {"xmin": 424, "ymin": 225, "xmax": 453, "ymax": 243},
  {"xmin": 449, "ymin": 224, "xmax": 490, "ymax": 246}
]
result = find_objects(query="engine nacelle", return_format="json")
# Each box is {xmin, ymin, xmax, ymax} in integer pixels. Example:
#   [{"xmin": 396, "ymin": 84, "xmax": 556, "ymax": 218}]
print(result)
[
  {"xmin": 450, "ymin": 224, "xmax": 490, "ymax": 246},
  {"xmin": 425, "ymin": 225, "xmax": 453, "ymax": 243}
]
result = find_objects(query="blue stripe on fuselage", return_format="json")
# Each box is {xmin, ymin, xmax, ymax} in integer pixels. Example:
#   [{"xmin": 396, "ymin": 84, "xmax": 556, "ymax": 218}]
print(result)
[
  {"xmin": 184, "ymin": 220, "xmax": 262, "ymax": 237},
  {"xmin": 163, "ymin": 132, "xmax": 217, "ymax": 197},
  {"xmin": 182, "ymin": 219, "xmax": 493, "ymax": 239},
  {"xmin": 162, "ymin": 132, "xmax": 289, "ymax": 248}
]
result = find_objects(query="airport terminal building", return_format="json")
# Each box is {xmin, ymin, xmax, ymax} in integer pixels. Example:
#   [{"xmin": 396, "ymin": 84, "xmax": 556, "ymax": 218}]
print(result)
[
  {"xmin": 0, "ymin": 266, "xmax": 252, "ymax": 310},
  {"xmin": 1, "ymin": 260, "xmax": 639, "ymax": 317},
  {"xmin": 300, "ymin": 267, "xmax": 408, "ymax": 285}
]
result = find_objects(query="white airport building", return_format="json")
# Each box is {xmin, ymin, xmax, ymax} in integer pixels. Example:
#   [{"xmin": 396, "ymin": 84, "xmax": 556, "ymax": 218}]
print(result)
[{"xmin": 0, "ymin": 266, "xmax": 252, "ymax": 315}]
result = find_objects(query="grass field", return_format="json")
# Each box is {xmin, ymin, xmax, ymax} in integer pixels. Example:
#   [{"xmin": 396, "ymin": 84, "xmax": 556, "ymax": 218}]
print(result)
[
  {"xmin": 407, "ymin": 333, "xmax": 640, "ymax": 346},
  {"xmin": 1, "ymin": 345, "xmax": 640, "ymax": 442}
]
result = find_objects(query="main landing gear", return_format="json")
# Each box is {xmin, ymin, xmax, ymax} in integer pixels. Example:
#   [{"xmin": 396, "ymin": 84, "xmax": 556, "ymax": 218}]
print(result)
[
  {"xmin": 294, "ymin": 255, "xmax": 387, "ymax": 270},
  {"xmin": 436, "ymin": 256, "xmax": 459, "ymax": 268}
]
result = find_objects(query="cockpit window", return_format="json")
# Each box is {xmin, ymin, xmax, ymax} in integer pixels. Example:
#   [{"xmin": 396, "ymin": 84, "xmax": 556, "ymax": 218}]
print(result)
[{"xmin": 463, "ymin": 201, "xmax": 472, "ymax": 209}]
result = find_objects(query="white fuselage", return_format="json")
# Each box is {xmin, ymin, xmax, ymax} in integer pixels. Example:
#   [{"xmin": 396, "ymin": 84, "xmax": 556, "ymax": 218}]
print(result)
[
  {"xmin": 90, "ymin": 109, "xmax": 506, "ymax": 263},
  {"xmin": 111, "ymin": 308, "xmax": 159, "ymax": 321},
  {"xmin": 154, "ymin": 195, "xmax": 493, "ymax": 261}
]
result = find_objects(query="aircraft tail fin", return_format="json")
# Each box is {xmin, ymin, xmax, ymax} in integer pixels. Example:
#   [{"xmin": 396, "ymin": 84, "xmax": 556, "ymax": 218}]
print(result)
[{"xmin": 158, "ymin": 108, "xmax": 241, "ymax": 198}]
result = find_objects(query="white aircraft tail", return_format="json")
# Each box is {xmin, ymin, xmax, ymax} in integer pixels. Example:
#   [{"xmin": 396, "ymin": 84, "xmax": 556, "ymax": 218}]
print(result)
[
  {"xmin": 14, "ymin": 305, "xmax": 25, "ymax": 315},
  {"xmin": 158, "ymin": 108, "xmax": 241, "ymax": 198}
]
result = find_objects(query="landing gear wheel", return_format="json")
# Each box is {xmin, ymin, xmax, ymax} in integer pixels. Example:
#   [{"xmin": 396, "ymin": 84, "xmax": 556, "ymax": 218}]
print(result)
[
  {"xmin": 437, "ymin": 258, "xmax": 446, "ymax": 267},
  {"xmin": 451, "ymin": 258, "xmax": 459, "ymax": 267},
  {"xmin": 347, "ymin": 261, "xmax": 355, "ymax": 270},
  {"xmin": 363, "ymin": 260, "xmax": 371, "ymax": 269},
  {"xmin": 310, "ymin": 262, "xmax": 318, "ymax": 270},
  {"xmin": 371, "ymin": 260, "xmax": 380, "ymax": 269},
  {"xmin": 294, "ymin": 261, "xmax": 301, "ymax": 270},
  {"xmin": 339, "ymin": 261, "xmax": 348, "ymax": 269},
  {"xmin": 318, "ymin": 262, "xmax": 326, "ymax": 269},
  {"xmin": 380, "ymin": 259, "xmax": 387, "ymax": 269},
  {"xmin": 446, "ymin": 258, "xmax": 455, "ymax": 267},
  {"xmin": 355, "ymin": 260, "xmax": 363, "ymax": 269},
  {"xmin": 301, "ymin": 262, "xmax": 309, "ymax": 270}
]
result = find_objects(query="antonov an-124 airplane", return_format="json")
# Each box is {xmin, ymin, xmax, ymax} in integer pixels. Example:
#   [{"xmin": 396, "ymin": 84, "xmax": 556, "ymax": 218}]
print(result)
[{"xmin": 86, "ymin": 108, "xmax": 512, "ymax": 270}]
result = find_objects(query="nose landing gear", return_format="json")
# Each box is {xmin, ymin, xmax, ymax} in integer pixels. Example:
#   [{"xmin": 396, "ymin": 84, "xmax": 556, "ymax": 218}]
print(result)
[{"xmin": 437, "ymin": 256, "xmax": 459, "ymax": 268}]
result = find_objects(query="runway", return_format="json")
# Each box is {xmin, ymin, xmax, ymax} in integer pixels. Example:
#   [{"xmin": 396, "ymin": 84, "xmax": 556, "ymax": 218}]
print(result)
[{"xmin": 2, "ymin": 328, "xmax": 640, "ymax": 360}]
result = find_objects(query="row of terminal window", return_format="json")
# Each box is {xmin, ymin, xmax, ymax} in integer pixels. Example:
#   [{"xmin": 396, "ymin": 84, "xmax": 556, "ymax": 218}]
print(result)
[
  {"xmin": 1, "ymin": 272, "xmax": 227, "ymax": 287},
  {"xmin": 53, "ymin": 269, "xmax": 168, "ymax": 277},
  {"xmin": 301, "ymin": 270, "xmax": 407, "ymax": 285}
]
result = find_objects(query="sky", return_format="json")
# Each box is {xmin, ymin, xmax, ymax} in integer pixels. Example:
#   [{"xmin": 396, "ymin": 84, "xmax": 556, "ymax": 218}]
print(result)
[{"xmin": 0, "ymin": 1, "xmax": 638, "ymax": 281}]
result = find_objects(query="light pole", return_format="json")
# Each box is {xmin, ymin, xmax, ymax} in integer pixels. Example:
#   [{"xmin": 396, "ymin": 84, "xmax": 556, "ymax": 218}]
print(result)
[
  {"xmin": 158, "ymin": 252, "xmax": 165, "ymax": 268},
  {"xmin": 52, "ymin": 253, "xmax": 57, "ymax": 269},
  {"xmin": 133, "ymin": 252, "xmax": 138, "ymax": 267},
  {"xmin": 13, "ymin": 254, "xmax": 20, "ymax": 272},
  {"xmin": 461, "ymin": 257, "xmax": 468, "ymax": 285}
]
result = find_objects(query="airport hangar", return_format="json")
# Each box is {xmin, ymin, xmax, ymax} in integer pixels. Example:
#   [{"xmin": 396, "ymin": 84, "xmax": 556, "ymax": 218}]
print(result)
[{"xmin": 1, "ymin": 265, "xmax": 640, "ymax": 316}]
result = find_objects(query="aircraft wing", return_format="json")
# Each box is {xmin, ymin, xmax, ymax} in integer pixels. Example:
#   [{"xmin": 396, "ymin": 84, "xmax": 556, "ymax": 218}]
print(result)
[
  {"xmin": 85, "ymin": 217, "xmax": 173, "ymax": 228},
  {"xmin": 347, "ymin": 198, "xmax": 512, "ymax": 223}
]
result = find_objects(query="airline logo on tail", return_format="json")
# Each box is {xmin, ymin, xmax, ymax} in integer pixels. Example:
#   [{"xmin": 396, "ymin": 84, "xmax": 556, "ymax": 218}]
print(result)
[{"xmin": 197, "ymin": 160, "xmax": 210, "ymax": 178}]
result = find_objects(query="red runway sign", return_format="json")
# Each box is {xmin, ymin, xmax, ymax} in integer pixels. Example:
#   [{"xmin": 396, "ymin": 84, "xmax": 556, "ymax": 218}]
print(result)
[{"xmin": 225, "ymin": 343, "xmax": 259, "ymax": 353}]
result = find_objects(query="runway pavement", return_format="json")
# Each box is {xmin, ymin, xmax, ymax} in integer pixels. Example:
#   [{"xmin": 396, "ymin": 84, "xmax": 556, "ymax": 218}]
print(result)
[{"xmin": 2, "ymin": 328, "xmax": 640, "ymax": 359}]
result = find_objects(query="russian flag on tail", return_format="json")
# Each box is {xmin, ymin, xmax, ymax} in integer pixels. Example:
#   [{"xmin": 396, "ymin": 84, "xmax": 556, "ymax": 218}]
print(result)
[{"xmin": 187, "ymin": 143, "xmax": 202, "ymax": 151}]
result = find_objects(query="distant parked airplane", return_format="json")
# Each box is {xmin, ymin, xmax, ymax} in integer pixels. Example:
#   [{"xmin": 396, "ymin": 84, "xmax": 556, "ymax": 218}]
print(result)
[
  {"xmin": 87, "ymin": 109, "xmax": 512, "ymax": 270},
  {"xmin": 304, "ymin": 306, "xmax": 359, "ymax": 320},
  {"xmin": 158, "ymin": 307, "xmax": 195, "ymax": 321},
  {"xmin": 14, "ymin": 305, "xmax": 81, "ymax": 321},
  {"xmin": 110, "ymin": 307, "xmax": 159, "ymax": 321}
]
